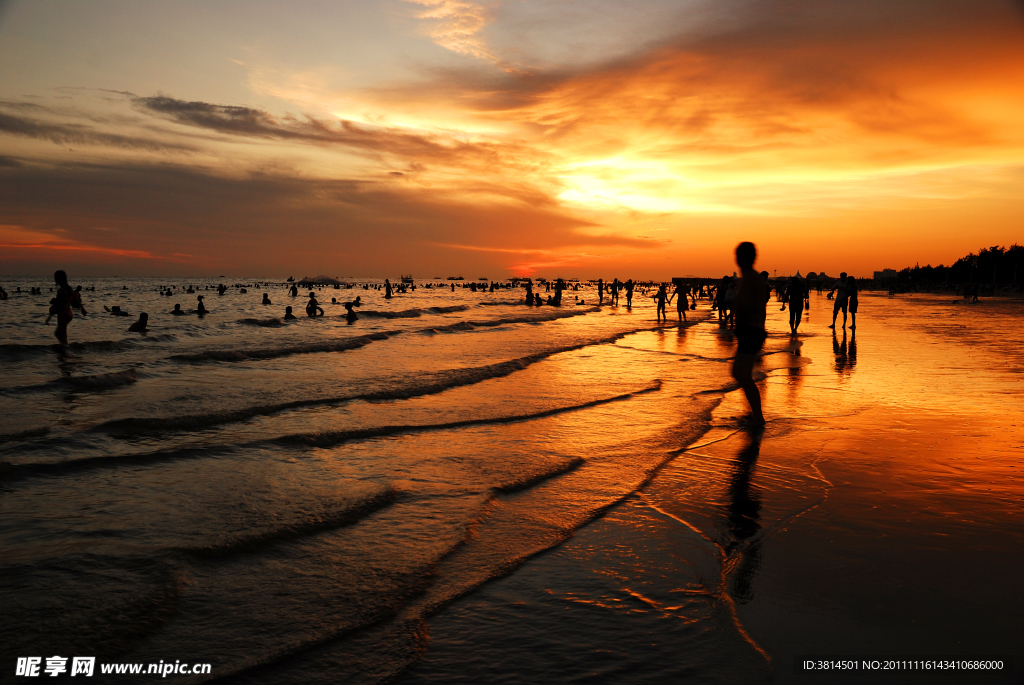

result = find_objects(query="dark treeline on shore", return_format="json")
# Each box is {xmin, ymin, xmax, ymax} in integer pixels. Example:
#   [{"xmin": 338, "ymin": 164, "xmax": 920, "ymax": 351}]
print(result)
[{"xmin": 891, "ymin": 244, "xmax": 1024, "ymax": 291}]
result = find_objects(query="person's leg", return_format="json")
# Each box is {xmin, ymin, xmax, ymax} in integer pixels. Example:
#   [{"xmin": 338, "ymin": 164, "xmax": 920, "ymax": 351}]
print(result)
[
  {"xmin": 55, "ymin": 315, "xmax": 69, "ymax": 345},
  {"xmin": 830, "ymin": 302, "xmax": 839, "ymax": 328},
  {"xmin": 842, "ymin": 303, "xmax": 848, "ymax": 328},
  {"xmin": 850, "ymin": 310, "xmax": 856, "ymax": 329},
  {"xmin": 732, "ymin": 353, "xmax": 764, "ymax": 425}
]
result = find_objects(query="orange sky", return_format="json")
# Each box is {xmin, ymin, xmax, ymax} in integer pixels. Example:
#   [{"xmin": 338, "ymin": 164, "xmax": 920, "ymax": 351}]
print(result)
[{"xmin": 1, "ymin": 0, "xmax": 1023, "ymax": 278}]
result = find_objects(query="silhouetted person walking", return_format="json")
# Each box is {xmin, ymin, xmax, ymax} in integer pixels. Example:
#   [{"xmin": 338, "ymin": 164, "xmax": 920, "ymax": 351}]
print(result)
[{"xmin": 731, "ymin": 242, "xmax": 767, "ymax": 427}]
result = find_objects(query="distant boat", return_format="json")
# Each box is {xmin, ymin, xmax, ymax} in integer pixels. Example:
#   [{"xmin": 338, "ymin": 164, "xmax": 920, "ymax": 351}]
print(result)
[
  {"xmin": 478, "ymin": 277, "xmax": 488, "ymax": 281},
  {"xmin": 401, "ymin": 275, "xmax": 414, "ymax": 284},
  {"xmin": 286, "ymin": 276, "xmax": 294, "ymax": 282},
  {"xmin": 447, "ymin": 276, "xmax": 464, "ymax": 281}
]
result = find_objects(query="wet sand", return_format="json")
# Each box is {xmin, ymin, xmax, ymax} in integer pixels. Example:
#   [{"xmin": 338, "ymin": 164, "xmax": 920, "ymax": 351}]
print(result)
[{"xmin": 406, "ymin": 294, "xmax": 1024, "ymax": 684}]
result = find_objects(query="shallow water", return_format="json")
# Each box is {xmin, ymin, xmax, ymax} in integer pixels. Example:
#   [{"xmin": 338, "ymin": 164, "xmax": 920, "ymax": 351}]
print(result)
[{"xmin": 2, "ymin": 281, "xmax": 1022, "ymax": 683}]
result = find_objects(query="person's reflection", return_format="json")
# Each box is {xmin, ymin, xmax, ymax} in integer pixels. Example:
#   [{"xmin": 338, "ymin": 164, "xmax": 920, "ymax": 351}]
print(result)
[
  {"xmin": 833, "ymin": 329, "xmax": 850, "ymax": 374},
  {"xmin": 726, "ymin": 431, "xmax": 763, "ymax": 604},
  {"xmin": 848, "ymin": 329, "xmax": 857, "ymax": 368}
]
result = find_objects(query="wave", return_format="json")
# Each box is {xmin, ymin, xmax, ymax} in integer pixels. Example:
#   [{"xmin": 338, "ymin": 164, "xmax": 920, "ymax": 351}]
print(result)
[
  {"xmin": 426, "ymin": 306, "xmax": 600, "ymax": 334},
  {"xmin": 60, "ymin": 369, "xmax": 140, "ymax": 390},
  {"xmin": 0, "ymin": 334, "xmax": 179, "ymax": 360},
  {"xmin": 494, "ymin": 457, "xmax": 585, "ymax": 493},
  {"xmin": 93, "ymin": 324, "xmax": 666, "ymax": 436},
  {"xmin": 170, "ymin": 330, "xmax": 399, "ymax": 363},
  {"xmin": 239, "ymin": 317, "xmax": 284, "ymax": 327},
  {"xmin": 273, "ymin": 381, "xmax": 662, "ymax": 448},
  {"xmin": 357, "ymin": 304, "xmax": 470, "ymax": 319},
  {"xmin": 5, "ymin": 382, "xmax": 662, "ymax": 482},
  {"xmin": 0, "ymin": 427, "xmax": 50, "ymax": 444},
  {"xmin": 173, "ymin": 488, "xmax": 397, "ymax": 558}
]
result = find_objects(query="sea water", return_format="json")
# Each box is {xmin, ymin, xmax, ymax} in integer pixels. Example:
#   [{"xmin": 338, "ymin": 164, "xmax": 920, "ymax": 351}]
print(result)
[{"xmin": 2, "ymin": 279, "xmax": 1021, "ymax": 683}]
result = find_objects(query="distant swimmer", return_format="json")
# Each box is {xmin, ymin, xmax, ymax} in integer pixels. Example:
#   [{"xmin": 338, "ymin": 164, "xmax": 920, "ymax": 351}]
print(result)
[
  {"xmin": 289, "ymin": 284, "xmax": 298, "ymax": 297},
  {"xmin": 284, "ymin": 306, "xmax": 297, "ymax": 320},
  {"xmin": 384, "ymin": 279, "xmax": 393, "ymax": 299},
  {"xmin": 172, "ymin": 303, "xmax": 186, "ymax": 316},
  {"xmin": 262, "ymin": 293, "xmax": 271, "ymax": 305},
  {"xmin": 306, "ymin": 292, "xmax": 324, "ymax": 317},
  {"xmin": 344, "ymin": 301, "xmax": 358, "ymax": 323},
  {"xmin": 525, "ymin": 280, "xmax": 533, "ymax": 305},
  {"xmin": 107, "ymin": 305, "xmax": 130, "ymax": 316},
  {"xmin": 196, "ymin": 295, "xmax": 207, "ymax": 316},
  {"xmin": 0, "ymin": 285, "xmax": 7, "ymax": 300},
  {"xmin": 128, "ymin": 312, "xmax": 149, "ymax": 332},
  {"xmin": 72, "ymin": 285, "xmax": 87, "ymax": 315},
  {"xmin": 218, "ymin": 283, "xmax": 228, "ymax": 296},
  {"xmin": 731, "ymin": 242, "xmax": 767, "ymax": 428},
  {"xmin": 654, "ymin": 284, "xmax": 668, "ymax": 322},
  {"xmin": 353, "ymin": 296, "xmax": 361, "ymax": 307},
  {"xmin": 51, "ymin": 270, "xmax": 76, "ymax": 344},
  {"xmin": 828, "ymin": 272, "xmax": 850, "ymax": 329}
]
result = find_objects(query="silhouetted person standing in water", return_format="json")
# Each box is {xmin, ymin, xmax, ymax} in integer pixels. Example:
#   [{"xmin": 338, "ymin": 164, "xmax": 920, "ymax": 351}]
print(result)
[
  {"xmin": 384, "ymin": 279, "xmax": 393, "ymax": 299},
  {"xmin": 262, "ymin": 293, "xmax": 271, "ymax": 305},
  {"xmin": 847, "ymin": 276, "xmax": 858, "ymax": 330},
  {"xmin": 787, "ymin": 275, "xmax": 804, "ymax": 335},
  {"xmin": 196, "ymin": 295, "xmax": 207, "ymax": 316},
  {"xmin": 829, "ymin": 272, "xmax": 849, "ymax": 329},
  {"xmin": 51, "ymin": 270, "xmax": 75, "ymax": 344},
  {"xmin": 284, "ymin": 306, "xmax": 296, "ymax": 320},
  {"xmin": 654, "ymin": 284, "xmax": 669, "ymax": 322},
  {"xmin": 669, "ymin": 282, "xmax": 688, "ymax": 322},
  {"xmin": 625, "ymin": 279, "xmax": 634, "ymax": 307},
  {"xmin": 344, "ymin": 302, "xmax": 358, "ymax": 323},
  {"xmin": 597, "ymin": 278, "xmax": 604, "ymax": 304},
  {"xmin": 732, "ymin": 242, "xmax": 767, "ymax": 428},
  {"xmin": 525, "ymin": 280, "xmax": 533, "ymax": 305}
]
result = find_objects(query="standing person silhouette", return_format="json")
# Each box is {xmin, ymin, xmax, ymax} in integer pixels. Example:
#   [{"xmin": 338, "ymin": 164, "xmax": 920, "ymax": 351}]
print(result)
[
  {"xmin": 384, "ymin": 279, "xmax": 393, "ymax": 300},
  {"xmin": 669, "ymin": 282, "xmax": 688, "ymax": 322},
  {"xmin": 625, "ymin": 279, "xmax": 634, "ymax": 307},
  {"xmin": 787, "ymin": 275, "xmax": 805, "ymax": 335},
  {"xmin": 829, "ymin": 272, "xmax": 849, "ymax": 329},
  {"xmin": 847, "ymin": 276, "xmax": 859, "ymax": 330},
  {"xmin": 731, "ymin": 242, "xmax": 767, "ymax": 428},
  {"xmin": 597, "ymin": 278, "xmax": 604, "ymax": 304},
  {"xmin": 51, "ymin": 270, "xmax": 75, "ymax": 345},
  {"xmin": 654, "ymin": 284, "xmax": 669, "ymax": 322}
]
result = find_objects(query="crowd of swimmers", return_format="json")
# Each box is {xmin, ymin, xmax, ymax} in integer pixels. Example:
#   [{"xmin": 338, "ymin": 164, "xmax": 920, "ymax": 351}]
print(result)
[{"xmin": 11, "ymin": 266, "xmax": 884, "ymax": 347}]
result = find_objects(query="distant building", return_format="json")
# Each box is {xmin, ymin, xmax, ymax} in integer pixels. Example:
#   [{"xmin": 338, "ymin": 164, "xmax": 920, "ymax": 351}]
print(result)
[{"xmin": 874, "ymin": 268, "xmax": 898, "ymax": 281}]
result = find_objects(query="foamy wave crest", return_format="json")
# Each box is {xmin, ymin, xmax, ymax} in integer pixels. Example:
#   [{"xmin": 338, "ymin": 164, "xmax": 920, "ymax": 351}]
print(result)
[
  {"xmin": 426, "ymin": 306, "xmax": 600, "ymax": 334},
  {"xmin": 356, "ymin": 304, "xmax": 470, "ymax": 319},
  {"xmin": 274, "ymin": 381, "xmax": 662, "ymax": 448},
  {"xmin": 59, "ymin": 369, "xmax": 140, "ymax": 390},
  {"xmin": 93, "ymin": 325, "xmax": 661, "ymax": 436},
  {"xmin": 173, "ymin": 487, "xmax": 397, "ymax": 557},
  {"xmin": 170, "ymin": 330, "xmax": 399, "ymax": 363}
]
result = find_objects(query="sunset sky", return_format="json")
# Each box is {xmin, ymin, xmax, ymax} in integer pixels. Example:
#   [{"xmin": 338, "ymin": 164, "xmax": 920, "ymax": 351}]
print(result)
[{"xmin": 2, "ymin": 0, "xmax": 1023, "ymax": 278}]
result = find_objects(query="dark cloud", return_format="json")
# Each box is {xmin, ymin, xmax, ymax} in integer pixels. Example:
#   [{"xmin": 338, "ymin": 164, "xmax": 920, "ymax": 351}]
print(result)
[
  {"xmin": 0, "ymin": 154, "xmax": 21, "ymax": 168},
  {"xmin": 0, "ymin": 112, "xmax": 195, "ymax": 152},
  {"xmin": 0, "ymin": 160, "xmax": 638, "ymax": 277},
  {"xmin": 132, "ymin": 95, "xmax": 522, "ymax": 168}
]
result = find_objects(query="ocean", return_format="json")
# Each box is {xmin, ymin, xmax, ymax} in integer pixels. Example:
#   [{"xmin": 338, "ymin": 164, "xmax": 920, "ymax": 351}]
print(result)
[{"xmin": 2, "ymin": 279, "xmax": 1022, "ymax": 684}]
